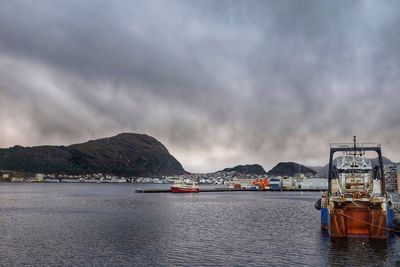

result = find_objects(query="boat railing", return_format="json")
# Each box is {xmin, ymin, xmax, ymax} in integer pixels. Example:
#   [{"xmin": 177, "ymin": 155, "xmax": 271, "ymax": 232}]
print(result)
[
  {"xmin": 391, "ymin": 193, "xmax": 400, "ymax": 210},
  {"xmin": 330, "ymin": 142, "xmax": 381, "ymax": 149},
  {"xmin": 393, "ymin": 202, "xmax": 400, "ymax": 212}
]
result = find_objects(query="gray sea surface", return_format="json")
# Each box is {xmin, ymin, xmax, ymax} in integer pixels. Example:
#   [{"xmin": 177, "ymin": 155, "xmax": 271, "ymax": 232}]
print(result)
[{"xmin": 0, "ymin": 183, "xmax": 399, "ymax": 266}]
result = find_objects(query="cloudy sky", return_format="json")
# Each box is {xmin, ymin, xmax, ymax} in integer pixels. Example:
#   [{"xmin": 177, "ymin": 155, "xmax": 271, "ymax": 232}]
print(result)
[{"xmin": 0, "ymin": 0, "xmax": 399, "ymax": 172}]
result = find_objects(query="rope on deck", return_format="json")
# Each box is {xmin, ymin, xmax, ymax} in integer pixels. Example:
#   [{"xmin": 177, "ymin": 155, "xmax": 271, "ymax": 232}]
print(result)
[{"xmin": 338, "ymin": 211, "xmax": 400, "ymax": 234}]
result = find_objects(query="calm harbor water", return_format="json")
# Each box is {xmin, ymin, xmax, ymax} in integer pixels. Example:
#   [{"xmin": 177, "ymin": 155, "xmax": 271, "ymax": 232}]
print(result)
[{"xmin": 0, "ymin": 183, "xmax": 398, "ymax": 266}]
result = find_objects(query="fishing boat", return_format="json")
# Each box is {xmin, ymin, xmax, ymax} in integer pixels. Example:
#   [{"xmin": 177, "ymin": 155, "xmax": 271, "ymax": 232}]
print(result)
[
  {"xmin": 170, "ymin": 182, "xmax": 199, "ymax": 193},
  {"xmin": 318, "ymin": 136, "xmax": 396, "ymax": 239}
]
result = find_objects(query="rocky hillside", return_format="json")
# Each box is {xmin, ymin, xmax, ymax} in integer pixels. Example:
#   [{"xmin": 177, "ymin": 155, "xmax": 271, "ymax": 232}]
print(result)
[
  {"xmin": 267, "ymin": 162, "xmax": 317, "ymax": 176},
  {"xmin": 221, "ymin": 164, "xmax": 266, "ymax": 174},
  {"xmin": 0, "ymin": 133, "xmax": 186, "ymax": 176}
]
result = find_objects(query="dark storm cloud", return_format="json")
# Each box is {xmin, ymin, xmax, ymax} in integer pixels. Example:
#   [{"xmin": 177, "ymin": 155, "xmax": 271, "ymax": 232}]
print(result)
[{"xmin": 1, "ymin": 0, "xmax": 400, "ymax": 172}]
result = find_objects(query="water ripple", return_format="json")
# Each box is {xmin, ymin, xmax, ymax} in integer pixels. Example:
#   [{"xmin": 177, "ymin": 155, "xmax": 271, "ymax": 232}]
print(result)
[{"xmin": 0, "ymin": 184, "xmax": 398, "ymax": 266}]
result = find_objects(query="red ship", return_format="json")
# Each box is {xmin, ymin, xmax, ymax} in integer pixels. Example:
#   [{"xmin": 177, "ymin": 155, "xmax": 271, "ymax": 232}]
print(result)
[{"xmin": 170, "ymin": 183, "xmax": 199, "ymax": 193}]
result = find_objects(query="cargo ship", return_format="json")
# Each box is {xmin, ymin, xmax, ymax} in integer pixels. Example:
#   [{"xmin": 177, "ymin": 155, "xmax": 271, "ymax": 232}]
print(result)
[
  {"xmin": 318, "ymin": 137, "xmax": 396, "ymax": 238},
  {"xmin": 170, "ymin": 182, "xmax": 199, "ymax": 193}
]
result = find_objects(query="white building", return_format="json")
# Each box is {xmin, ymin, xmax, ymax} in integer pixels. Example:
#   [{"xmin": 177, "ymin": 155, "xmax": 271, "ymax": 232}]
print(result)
[
  {"xmin": 282, "ymin": 177, "xmax": 294, "ymax": 189},
  {"xmin": 298, "ymin": 178, "xmax": 328, "ymax": 190},
  {"xmin": 36, "ymin": 173, "xmax": 44, "ymax": 182}
]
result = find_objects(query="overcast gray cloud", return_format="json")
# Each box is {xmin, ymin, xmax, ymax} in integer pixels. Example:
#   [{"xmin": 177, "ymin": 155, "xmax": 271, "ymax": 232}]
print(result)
[{"xmin": 1, "ymin": 0, "xmax": 400, "ymax": 172}]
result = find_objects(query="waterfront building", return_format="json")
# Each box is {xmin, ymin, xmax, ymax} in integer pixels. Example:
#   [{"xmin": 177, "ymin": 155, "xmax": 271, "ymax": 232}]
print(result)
[
  {"xmin": 226, "ymin": 178, "xmax": 253, "ymax": 188},
  {"xmin": 282, "ymin": 177, "xmax": 294, "ymax": 189},
  {"xmin": 397, "ymin": 164, "xmax": 400, "ymax": 194},
  {"xmin": 36, "ymin": 173, "xmax": 44, "ymax": 182},
  {"xmin": 298, "ymin": 178, "xmax": 328, "ymax": 190},
  {"xmin": 269, "ymin": 177, "xmax": 282, "ymax": 190},
  {"xmin": 384, "ymin": 164, "xmax": 398, "ymax": 192}
]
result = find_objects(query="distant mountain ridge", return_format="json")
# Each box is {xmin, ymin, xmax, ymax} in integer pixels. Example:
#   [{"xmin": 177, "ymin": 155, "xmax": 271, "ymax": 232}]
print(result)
[
  {"xmin": 221, "ymin": 164, "xmax": 266, "ymax": 174},
  {"xmin": 0, "ymin": 133, "xmax": 186, "ymax": 176},
  {"xmin": 267, "ymin": 162, "xmax": 317, "ymax": 176}
]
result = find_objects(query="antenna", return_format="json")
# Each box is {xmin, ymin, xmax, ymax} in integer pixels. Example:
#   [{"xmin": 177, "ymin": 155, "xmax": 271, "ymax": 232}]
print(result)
[{"xmin": 346, "ymin": 136, "xmax": 365, "ymax": 157}]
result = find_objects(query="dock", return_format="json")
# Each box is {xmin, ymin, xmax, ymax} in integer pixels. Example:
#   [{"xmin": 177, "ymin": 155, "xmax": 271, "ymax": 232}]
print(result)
[
  {"xmin": 135, "ymin": 188, "xmax": 245, "ymax": 193},
  {"xmin": 135, "ymin": 188, "xmax": 324, "ymax": 193}
]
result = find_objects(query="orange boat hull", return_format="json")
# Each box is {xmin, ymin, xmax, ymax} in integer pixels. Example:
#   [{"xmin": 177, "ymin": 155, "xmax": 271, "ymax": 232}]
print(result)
[{"xmin": 330, "ymin": 204, "xmax": 387, "ymax": 238}]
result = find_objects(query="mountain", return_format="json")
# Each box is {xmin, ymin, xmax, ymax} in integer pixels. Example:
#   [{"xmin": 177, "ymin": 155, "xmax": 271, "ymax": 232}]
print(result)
[
  {"xmin": 0, "ymin": 133, "xmax": 186, "ymax": 176},
  {"xmin": 308, "ymin": 156, "xmax": 396, "ymax": 178},
  {"xmin": 308, "ymin": 165, "xmax": 328, "ymax": 177},
  {"xmin": 267, "ymin": 162, "xmax": 317, "ymax": 176},
  {"xmin": 370, "ymin": 156, "xmax": 396, "ymax": 166},
  {"xmin": 221, "ymin": 164, "xmax": 266, "ymax": 175}
]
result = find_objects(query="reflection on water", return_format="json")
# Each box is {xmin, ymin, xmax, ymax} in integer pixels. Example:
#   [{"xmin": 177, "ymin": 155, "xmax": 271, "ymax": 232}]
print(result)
[
  {"xmin": 329, "ymin": 238, "xmax": 389, "ymax": 266},
  {"xmin": 317, "ymin": 225, "xmax": 400, "ymax": 266},
  {"xmin": 0, "ymin": 184, "xmax": 398, "ymax": 266}
]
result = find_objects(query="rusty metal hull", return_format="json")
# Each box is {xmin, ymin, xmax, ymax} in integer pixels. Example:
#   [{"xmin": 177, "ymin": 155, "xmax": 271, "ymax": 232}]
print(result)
[{"xmin": 329, "ymin": 203, "xmax": 387, "ymax": 239}]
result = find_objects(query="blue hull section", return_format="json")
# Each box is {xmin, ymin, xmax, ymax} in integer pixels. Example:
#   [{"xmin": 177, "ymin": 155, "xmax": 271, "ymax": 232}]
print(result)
[
  {"xmin": 387, "ymin": 207, "xmax": 395, "ymax": 230},
  {"xmin": 321, "ymin": 207, "xmax": 329, "ymax": 230}
]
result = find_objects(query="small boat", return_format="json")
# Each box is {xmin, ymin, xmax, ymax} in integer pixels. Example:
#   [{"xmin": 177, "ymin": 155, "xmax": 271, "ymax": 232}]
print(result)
[{"xmin": 170, "ymin": 182, "xmax": 199, "ymax": 193}]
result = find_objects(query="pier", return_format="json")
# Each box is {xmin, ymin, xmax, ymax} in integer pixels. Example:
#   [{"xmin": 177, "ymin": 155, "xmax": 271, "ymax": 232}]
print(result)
[{"xmin": 135, "ymin": 188, "xmax": 324, "ymax": 193}]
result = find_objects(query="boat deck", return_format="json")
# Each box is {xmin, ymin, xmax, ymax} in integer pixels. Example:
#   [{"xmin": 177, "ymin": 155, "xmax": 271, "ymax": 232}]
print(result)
[{"xmin": 392, "ymin": 193, "xmax": 400, "ymax": 216}]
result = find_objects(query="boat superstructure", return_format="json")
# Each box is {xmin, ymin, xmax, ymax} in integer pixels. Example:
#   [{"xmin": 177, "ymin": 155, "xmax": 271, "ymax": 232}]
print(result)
[
  {"xmin": 170, "ymin": 181, "xmax": 200, "ymax": 193},
  {"xmin": 320, "ymin": 137, "xmax": 395, "ymax": 238}
]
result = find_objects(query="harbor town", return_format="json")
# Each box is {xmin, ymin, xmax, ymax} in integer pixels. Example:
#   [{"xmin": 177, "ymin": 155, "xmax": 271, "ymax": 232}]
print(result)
[{"xmin": 2, "ymin": 164, "xmax": 399, "ymax": 193}]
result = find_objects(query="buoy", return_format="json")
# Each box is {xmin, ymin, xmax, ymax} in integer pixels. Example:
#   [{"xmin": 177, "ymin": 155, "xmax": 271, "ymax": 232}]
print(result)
[{"xmin": 314, "ymin": 198, "xmax": 322, "ymax": 210}]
